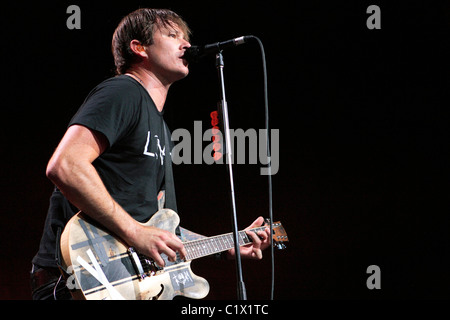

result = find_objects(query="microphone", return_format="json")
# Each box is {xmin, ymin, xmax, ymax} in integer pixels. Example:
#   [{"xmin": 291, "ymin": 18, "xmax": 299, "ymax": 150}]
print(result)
[{"xmin": 183, "ymin": 35, "xmax": 252, "ymax": 63}]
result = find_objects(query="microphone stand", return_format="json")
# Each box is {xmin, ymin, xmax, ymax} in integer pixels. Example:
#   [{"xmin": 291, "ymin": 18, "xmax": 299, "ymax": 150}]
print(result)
[{"xmin": 215, "ymin": 51, "xmax": 247, "ymax": 300}]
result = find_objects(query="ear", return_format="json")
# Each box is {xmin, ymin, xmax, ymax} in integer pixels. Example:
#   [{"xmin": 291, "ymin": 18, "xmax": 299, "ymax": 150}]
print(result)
[{"xmin": 129, "ymin": 40, "xmax": 148, "ymax": 58}]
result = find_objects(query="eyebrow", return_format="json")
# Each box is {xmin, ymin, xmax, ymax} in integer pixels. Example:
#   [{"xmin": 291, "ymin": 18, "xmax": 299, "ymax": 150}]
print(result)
[{"xmin": 162, "ymin": 22, "xmax": 189, "ymax": 41}]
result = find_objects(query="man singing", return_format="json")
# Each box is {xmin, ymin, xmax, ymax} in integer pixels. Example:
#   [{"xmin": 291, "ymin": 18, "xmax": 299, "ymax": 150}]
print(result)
[{"xmin": 31, "ymin": 8, "xmax": 270, "ymax": 300}]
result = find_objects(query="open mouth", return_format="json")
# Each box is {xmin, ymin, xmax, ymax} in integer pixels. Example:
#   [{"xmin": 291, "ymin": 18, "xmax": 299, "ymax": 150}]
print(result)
[{"xmin": 180, "ymin": 54, "xmax": 188, "ymax": 67}]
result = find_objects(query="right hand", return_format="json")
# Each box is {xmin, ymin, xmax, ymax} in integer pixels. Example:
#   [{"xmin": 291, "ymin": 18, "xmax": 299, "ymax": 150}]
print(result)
[{"xmin": 129, "ymin": 224, "xmax": 186, "ymax": 268}]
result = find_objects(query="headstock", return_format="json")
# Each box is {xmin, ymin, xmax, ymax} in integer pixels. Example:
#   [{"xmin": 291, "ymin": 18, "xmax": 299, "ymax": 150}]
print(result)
[{"xmin": 271, "ymin": 221, "xmax": 288, "ymax": 250}]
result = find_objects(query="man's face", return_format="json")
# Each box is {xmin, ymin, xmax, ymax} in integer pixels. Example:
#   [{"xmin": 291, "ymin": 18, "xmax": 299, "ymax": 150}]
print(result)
[{"xmin": 145, "ymin": 23, "xmax": 191, "ymax": 84}]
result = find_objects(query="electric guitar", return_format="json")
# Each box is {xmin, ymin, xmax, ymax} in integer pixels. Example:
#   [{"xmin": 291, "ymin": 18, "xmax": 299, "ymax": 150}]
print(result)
[{"xmin": 60, "ymin": 209, "xmax": 288, "ymax": 300}]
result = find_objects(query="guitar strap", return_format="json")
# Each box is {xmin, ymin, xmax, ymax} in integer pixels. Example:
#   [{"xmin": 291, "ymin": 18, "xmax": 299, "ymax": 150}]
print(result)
[{"xmin": 163, "ymin": 122, "xmax": 181, "ymax": 237}]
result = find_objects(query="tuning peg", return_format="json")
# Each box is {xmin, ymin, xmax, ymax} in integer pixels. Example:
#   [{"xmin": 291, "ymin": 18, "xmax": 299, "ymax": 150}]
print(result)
[{"xmin": 275, "ymin": 243, "xmax": 286, "ymax": 250}]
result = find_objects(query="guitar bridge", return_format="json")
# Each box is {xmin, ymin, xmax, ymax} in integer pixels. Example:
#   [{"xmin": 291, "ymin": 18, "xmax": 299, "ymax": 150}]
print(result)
[{"xmin": 128, "ymin": 247, "xmax": 161, "ymax": 280}]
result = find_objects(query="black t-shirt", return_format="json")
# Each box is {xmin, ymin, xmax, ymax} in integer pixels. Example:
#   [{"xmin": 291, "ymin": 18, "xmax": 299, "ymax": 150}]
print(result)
[{"xmin": 33, "ymin": 75, "xmax": 170, "ymax": 268}]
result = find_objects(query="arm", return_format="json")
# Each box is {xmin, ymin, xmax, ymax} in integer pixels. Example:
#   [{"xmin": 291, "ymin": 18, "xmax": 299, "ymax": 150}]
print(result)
[{"xmin": 47, "ymin": 125, "xmax": 186, "ymax": 267}]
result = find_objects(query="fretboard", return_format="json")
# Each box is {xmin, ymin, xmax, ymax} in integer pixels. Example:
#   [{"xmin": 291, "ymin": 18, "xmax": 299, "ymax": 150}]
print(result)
[{"xmin": 183, "ymin": 227, "xmax": 266, "ymax": 261}]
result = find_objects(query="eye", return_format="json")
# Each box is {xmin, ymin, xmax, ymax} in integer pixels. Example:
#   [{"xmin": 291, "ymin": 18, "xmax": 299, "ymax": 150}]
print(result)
[{"xmin": 168, "ymin": 32, "xmax": 177, "ymax": 38}]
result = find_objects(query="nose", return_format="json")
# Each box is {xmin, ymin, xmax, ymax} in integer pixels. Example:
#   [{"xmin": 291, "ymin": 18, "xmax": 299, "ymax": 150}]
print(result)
[{"xmin": 181, "ymin": 38, "xmax": 191, "ymax": 49}]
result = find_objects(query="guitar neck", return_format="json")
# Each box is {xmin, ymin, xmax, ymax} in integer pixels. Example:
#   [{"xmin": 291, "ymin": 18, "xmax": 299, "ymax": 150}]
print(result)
[{"xmin": 183, "ymin": 227, "xmax": 266, "ymax": 261}]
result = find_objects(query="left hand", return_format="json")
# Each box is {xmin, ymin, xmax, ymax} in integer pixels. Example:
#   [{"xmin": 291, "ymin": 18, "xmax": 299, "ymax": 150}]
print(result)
[{"xmin": 227, "ymin": 217, "xmax": 271, "ymax": 260}]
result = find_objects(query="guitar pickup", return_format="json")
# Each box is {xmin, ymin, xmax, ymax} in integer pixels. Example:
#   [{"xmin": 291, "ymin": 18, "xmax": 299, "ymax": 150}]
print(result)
[
  {"xmin": 128, "ymin": 247, "xmax": 163, "ymax": 280},
  {"xmin": 128, "ymin": 247, "xmax": 146, "ymax": 280}
]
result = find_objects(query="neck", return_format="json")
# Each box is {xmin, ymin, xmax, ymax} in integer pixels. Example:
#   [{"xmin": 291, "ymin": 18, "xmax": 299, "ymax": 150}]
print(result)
[
  {"xmin": 183, "ymin": 226, "xmax": 267, "ymax": 261},
  {"xmin": 126, "ymin": 68, "xmax": 171, "ymax": 112}
]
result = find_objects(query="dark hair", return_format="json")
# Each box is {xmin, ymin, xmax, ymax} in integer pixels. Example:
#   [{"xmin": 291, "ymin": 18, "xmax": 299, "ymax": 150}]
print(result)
[{"xmin": 112, "ymin": 8, "xmax": 191, "ymax": 75}]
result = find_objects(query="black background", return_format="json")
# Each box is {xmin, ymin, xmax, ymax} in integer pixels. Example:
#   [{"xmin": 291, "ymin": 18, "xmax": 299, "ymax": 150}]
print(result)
[{"xmin": 1, "ymin": 0, "xmax": 449, "ymax": 300}]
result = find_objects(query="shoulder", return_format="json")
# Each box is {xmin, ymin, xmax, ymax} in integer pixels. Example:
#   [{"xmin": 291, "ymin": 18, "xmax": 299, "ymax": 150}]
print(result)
[
  {"xmin": 80, "ymin": 75, "xmax": 144, "ymax": 114},
  {"xmin": 70, "ymin": 75, "xmax": 145, "ymax": 144}
]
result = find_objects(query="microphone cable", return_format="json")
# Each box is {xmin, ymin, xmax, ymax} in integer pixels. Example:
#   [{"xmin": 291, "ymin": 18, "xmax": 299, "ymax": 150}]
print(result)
[{"xmin": 246, "ymin": 35, "xmax": 275, "ymax": 300}]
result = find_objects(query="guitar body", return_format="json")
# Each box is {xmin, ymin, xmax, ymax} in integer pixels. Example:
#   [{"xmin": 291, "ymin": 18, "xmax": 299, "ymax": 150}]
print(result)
[{"xmin": 60, "ymin": 209, "xmax": 209, "ymax": 300}]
